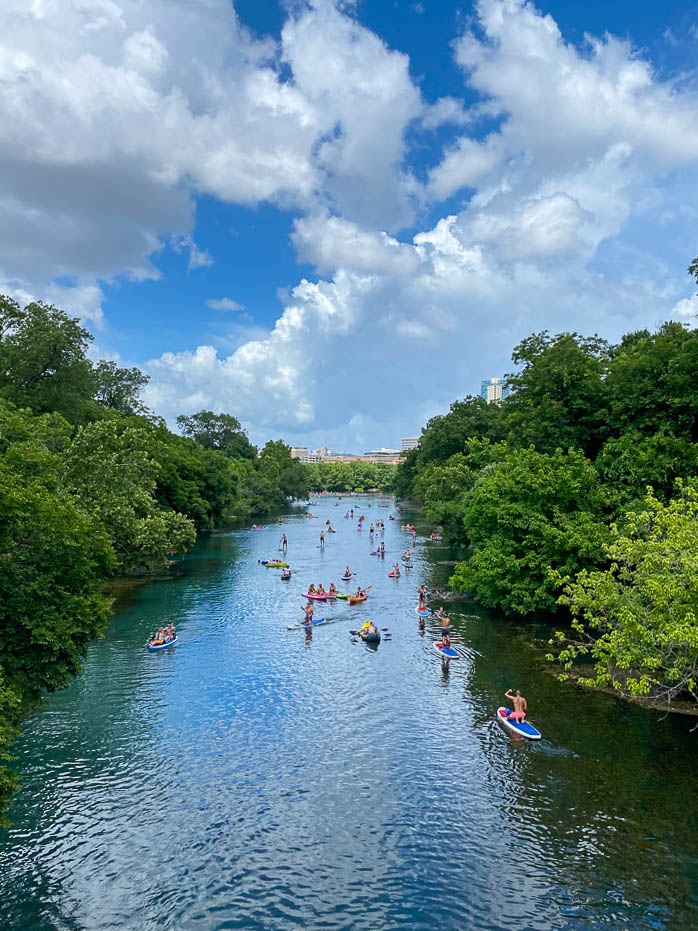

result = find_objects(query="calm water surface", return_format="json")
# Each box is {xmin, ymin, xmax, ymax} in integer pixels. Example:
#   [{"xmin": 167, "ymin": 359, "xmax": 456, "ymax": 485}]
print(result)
[{"xmin": 1, "ymin": 498, "xmax": 697, "ymax": 930}]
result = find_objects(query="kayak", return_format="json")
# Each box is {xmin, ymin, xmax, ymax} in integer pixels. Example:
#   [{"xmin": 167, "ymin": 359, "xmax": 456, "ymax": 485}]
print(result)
[
  {"xmin": 263, "ymin": 560, "xmax": 288, "ymax": 568},
  {"xmin": 281, "ymin": 572, "xmax": 292, "ymax": 580},
  {"xmin": 302, "ymin": 592, "xmax": 333, "ymax": 600},
  {"xmin": 349, "ymin": 595, "xmax": 367, "ymax": 605},
  {"xmin": 496, "ymin": 707, "xmax": 542, "ymax": 741},
  {"xmin": 359, "ymin": 622, "xmax": 381, "ymax": 643},
  {"xmin": 288, "ymin": 618, "xmax": 327, "ymax": 630},
  {"xmin": 416, "ymin": 606, "xmax": 430, "ymax": 617},
  {"xmin": 148, "ymin": 637, "xmax": 178, "ymax": 652},
  {"xmin": 434, "ymin": 641, "xmax": 458, "ymax": 659}
]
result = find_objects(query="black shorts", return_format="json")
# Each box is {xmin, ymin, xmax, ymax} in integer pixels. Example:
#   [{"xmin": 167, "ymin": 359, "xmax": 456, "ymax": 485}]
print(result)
[{"xmin": 441, "ymin": 627, "xmax": 450, "ymax": 637}]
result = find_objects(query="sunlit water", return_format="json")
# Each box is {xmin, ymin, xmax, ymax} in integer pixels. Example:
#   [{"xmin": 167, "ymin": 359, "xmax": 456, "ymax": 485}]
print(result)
[{"xmin": 1, "ymin": 498, "xmax": 697, "ymax": 929}]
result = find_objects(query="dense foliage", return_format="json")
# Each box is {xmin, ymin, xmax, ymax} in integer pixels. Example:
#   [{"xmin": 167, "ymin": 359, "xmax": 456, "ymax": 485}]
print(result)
[
  {"xmin": 305, "ymin": 460, "xmax": 394, "ymax": 493},
  {"xmin": 397, "ymin": 293, "xmax": 698, "ymax": 707},
  {"xmin": 0, "ymin": 295, "xmax": 310, "ymax": 821}
]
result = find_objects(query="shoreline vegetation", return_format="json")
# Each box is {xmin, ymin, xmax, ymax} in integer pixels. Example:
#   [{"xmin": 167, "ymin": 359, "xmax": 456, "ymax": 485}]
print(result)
[{"xmin": 395, "ymin": 261, "xmax": 698, "ymax": 718}]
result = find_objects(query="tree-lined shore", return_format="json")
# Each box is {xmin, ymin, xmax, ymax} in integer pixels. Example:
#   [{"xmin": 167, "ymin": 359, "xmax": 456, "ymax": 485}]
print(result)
[
  {"xmin": 395, "ymin": 297, "xmax": 698, "ymax": 711},
  {"xmin": 0, "ymin": 296, "xmax": 309, "ymax": 820}
]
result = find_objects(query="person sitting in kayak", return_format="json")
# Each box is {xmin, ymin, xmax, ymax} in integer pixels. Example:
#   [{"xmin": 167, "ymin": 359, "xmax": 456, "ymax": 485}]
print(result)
[
  {"xmin": 505, "ymin": 688, "xmax": 527, "ymax": 722},
  {"xmin": 366, "ymin": 621, "xmax": 378, "ymax": 636},
  {"xmin": 165, "ymin": 622, "xmax": 176, "ymax": 641},
  {"xmin": 151, "ymin": 627, "xmax": 166, "ymax": 645},
  {"xmin": 307, "ymin": 583, "xmax": 317, "ymax": 595},
  {"xmin": 328, "ymin": 582, "xmax": 338, "ymax": 595},
  {"xmin": 353, "ymin": 586, "xmax": 365, "ymax": 599},
  {"xmin": 436, "ymin": 607, "xmax": 450, "ymax": 638},
  {"xmin": 317, "ymin": 583, "xmax": 326, "ymax": 595}
]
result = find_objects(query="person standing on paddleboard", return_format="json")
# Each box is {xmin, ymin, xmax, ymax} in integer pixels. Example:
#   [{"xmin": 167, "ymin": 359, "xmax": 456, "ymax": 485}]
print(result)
[
  {"xmin": 505, "ymin": 688, "xmax": 527, "ymax": 722},
  {"xmin": 303, "ymin": 602, "xmax": 314, "ymax": 625},
  {"xmin": 418, "ymin": 585, "xmax": 426, "ymax": 607},
  {"xmin": 320, "ymin": 530, "xmax": 325, "ymax": 549},
  {"xmin": 282, "ymin": 534, "xmax": 287, "ymax": 551},
  {"xmin": 436, "ymin": 606, "xmax": 450, "ymax": 639}
]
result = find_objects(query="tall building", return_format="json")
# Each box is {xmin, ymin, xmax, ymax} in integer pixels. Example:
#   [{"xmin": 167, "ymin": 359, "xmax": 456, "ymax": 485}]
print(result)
[
  {"xmin": 290, "ymin": 447, "xmax": 308, "ymax": 459},
  {"xmin": 401, "ymin": 436, "xmax": 420, "ymax": 451},
  {"xmin": 481, "ymin": 377, "xmax": 510, "ymax": 404}
]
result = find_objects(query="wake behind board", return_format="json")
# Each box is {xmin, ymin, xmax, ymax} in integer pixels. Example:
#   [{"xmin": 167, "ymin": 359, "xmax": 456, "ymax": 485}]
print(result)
[
  {"xmin": 288, "ymin": 618, "xmax": 327, "ymax": 630},
  {"xmin": 496, "ymin": 707, "xmax": 542, "ymax": 741},
  {"xmin": 434, "ymin": 642, "xmax": 458, "ymax": 659}
]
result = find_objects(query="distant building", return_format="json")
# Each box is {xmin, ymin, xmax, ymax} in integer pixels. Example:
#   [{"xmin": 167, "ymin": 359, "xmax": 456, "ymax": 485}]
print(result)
[
  {"xmin": 401, "ymin": 436, "xmax": 420, "ymax": 451},
  {"xmin": 480, "ymin": 377, "xmax": 510, "ymax": 404},
  {"xmin": 363, "ymin": 448, "xmax": 400, "ymax": 463},
  {"xmin": 290, "ymin": 447, "xmax": 307, "ymax": 459}
]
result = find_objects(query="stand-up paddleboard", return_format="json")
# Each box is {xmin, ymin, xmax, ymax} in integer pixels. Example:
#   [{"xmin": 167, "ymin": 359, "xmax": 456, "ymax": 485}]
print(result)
[
  {"xmin": 434, "ymin": 641, "xmax": 458, "ymax": 659},
  {"xmin": 147, "ymin": 637, "xmax": 178, "ymax": 652},
  {"xmin": 288, "ymin": 618, "xmax": 327, "ymax": 630},
  {"xmin": 341, "ymin": 575, "xmax": 352, "ymax": 581},
  {"xmin": 416, "ymin": 606, "xmax": 430, "ymax": 617},
  {"xmin": 389, "ymin": 571, "xmax": 400, "ymax": 578},
  {"xmin": 496, "ymin": 707, "xmax": 541, "ymax": 740}
]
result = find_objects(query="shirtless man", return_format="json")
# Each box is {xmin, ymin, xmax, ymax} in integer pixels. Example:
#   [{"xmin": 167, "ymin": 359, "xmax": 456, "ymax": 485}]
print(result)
[
  {"xmin": 303, "ymin": 602, "xmax": 314, "ymax": 625},
  {"xmin": 165, "ymin": 622, "xmax": 176, "ymax": 641},
  {"xmin": 505, "ymin": 688, "xmax": 528, "ymax": 722},
  {"xmin": 320, "ymin": 530, "xmax": 325, "ymax": 548},
  {"xmin": 418, "ymin": 585, "xmax": 426, "ymax": 607},
  {"xmin": 436, "ymin": 607, "xmax": 450, "ymax": 639}
]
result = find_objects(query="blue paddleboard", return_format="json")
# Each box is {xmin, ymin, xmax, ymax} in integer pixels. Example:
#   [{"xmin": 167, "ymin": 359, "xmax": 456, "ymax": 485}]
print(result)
[
  {"xmin": 496, "ymin": 707, "xmax": 541, "ymax": 740},
  {"xmin": 434, "ymin": 642, "xmax": 458, "ymax": 659}
]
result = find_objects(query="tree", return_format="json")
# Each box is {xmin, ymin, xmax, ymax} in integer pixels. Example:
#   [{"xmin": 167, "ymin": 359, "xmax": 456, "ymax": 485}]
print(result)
[
  {"xmin": 92, "ymin": 360, "xmax": 150, "ymax": 416},
  {"xmin": 62, "ymin": 419, "xmax": 196, "ymax": 572},
  {"xmin": 503, "ymin": 331, "xmax": 610, "ymax": 457},
  {"xmin": 552, "ymin": 485, "xmax": 698, "ymax": 704},
  {"xmin": 604, "ymin": 323, "xmax": 698, "ymax": 442},
  {"xmin": 450, "ymin": 447, "xmax": 610, "ymax": 614},
  {"xmin": 176, "ymin": 410, "xmax": 256, "ymax": 459},
  {"xmin": 0, "ymin": 296, "xmax": 94, "ymax": 421}
]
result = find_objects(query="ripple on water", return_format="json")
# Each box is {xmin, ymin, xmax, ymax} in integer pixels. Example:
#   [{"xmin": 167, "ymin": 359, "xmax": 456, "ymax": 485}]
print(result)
[{"xmin": 1, "ymin": 502, "xmax": 697, "ymax": 930}]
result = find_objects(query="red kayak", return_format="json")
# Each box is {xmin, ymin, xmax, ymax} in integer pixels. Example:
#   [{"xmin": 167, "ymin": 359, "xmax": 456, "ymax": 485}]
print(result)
[{"xmin": 349, "ymin": 595, "xmax": 368, "ymax": 605}]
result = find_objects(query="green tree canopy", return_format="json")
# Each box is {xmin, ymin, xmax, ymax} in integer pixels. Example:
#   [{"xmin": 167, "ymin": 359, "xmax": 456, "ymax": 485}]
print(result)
[
  {"xmin": 553, "ymin": 484, "xmax": 698, "ymax": 704},
  {"xmin": 176, "ymin": 410, "xmax": 256, "ymax": 459}
]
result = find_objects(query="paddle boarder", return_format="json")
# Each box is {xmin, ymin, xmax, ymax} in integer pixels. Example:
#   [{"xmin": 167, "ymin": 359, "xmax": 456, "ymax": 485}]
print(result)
[
  {"xmin": 320, "ymin": 530, "xmax": 325, "ymax": 548},
  {"xmin": 281, "ymin": 534, "xmax": 287, "ymax": 551},
  {"xmin": 436, "ymin": 606, "xmax": 450, "ymax": 639},
  {"xmin": 505, "ymin": 688, "xmax": 528, "ymax": 722},
  {"xmin": 303, "ymin": 602, "xmax": 314, "ymax": 625},
  {"xmin": 418, "ymin": 585, "xmax": 426, "ymax": 607}
]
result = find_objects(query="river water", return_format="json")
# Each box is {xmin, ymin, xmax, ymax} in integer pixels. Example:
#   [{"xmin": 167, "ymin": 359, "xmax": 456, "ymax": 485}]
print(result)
[{"xmin": 1, "ymin": 498, "xmax": 697, "ymax": 930}]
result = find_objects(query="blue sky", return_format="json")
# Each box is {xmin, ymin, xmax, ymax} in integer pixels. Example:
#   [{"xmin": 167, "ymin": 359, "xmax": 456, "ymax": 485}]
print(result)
[{"xmin": 2, "ymin": 0, "xmax": 698, "ymax": 450}]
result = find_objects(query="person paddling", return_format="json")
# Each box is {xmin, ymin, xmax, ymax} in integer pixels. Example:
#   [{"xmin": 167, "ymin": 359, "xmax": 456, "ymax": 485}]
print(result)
[
  {"xmin": 436, "ymin": 606, "xmax": 450, "ymax": 639},
  {"xmin": 303, "ymin": 602, "xmax": 314, "ymax": 626},
  {"xmin": 343, "ymin": 566, "xmax": 351, "ymax": 579},
  {"xmin": 505, "ymin": 688, "xmax": 528, "ymax": 722}
]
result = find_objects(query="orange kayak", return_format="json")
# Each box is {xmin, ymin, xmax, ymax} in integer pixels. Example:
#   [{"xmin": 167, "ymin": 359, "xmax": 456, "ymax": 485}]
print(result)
[{"xmin": 349, "ymin": 595, "xmax": 368, "ymax": 605}]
